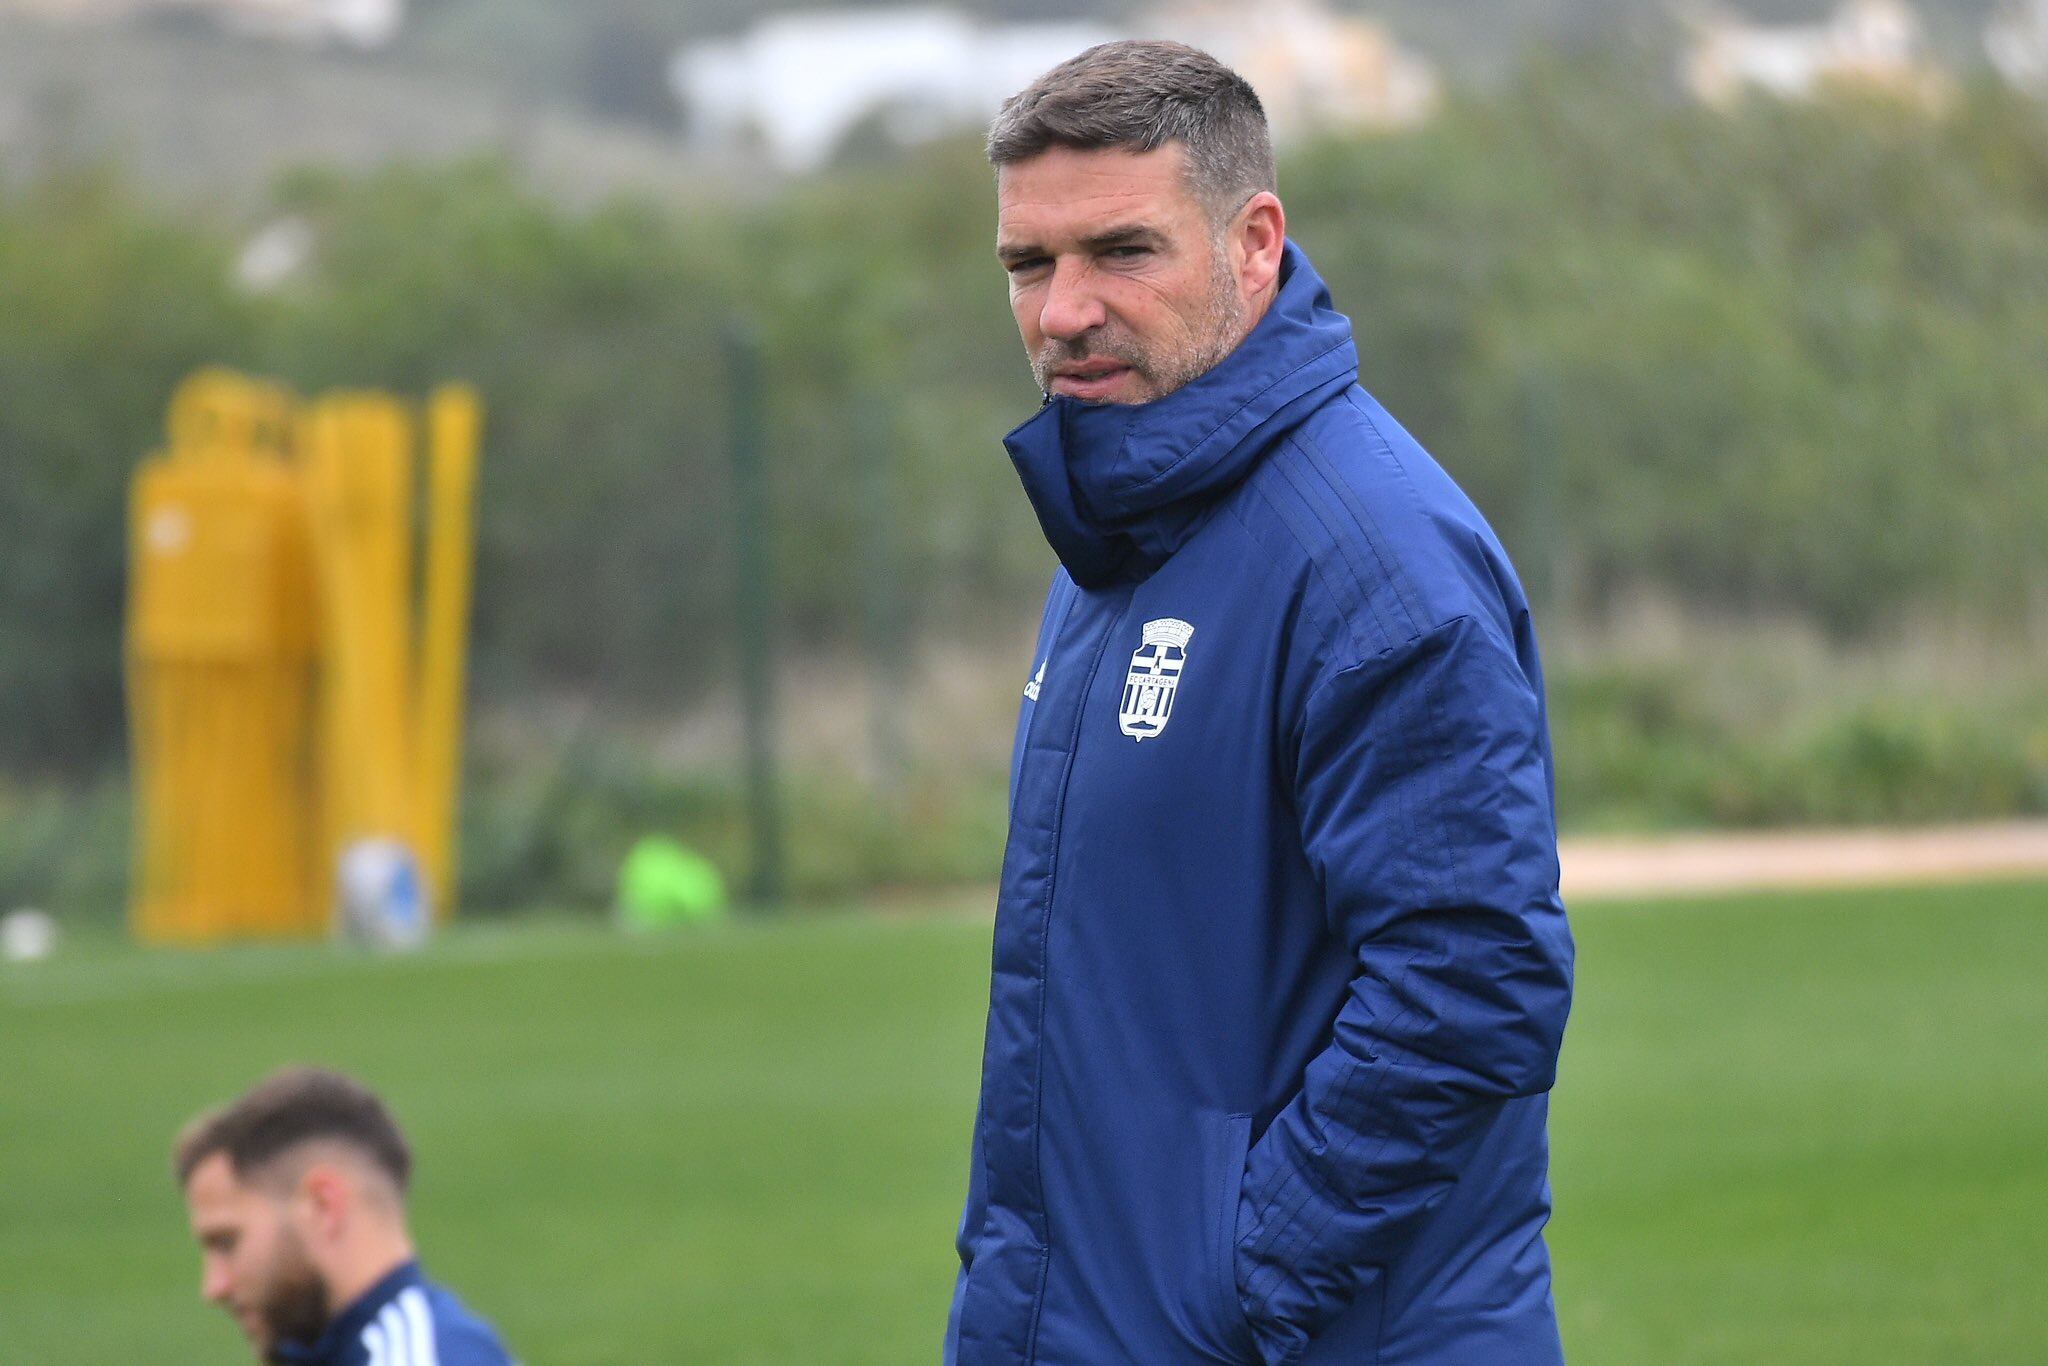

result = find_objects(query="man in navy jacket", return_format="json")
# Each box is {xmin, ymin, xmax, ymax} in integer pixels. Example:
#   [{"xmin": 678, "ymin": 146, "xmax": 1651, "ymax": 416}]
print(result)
[
  {"xmin": 947, "ymin": 40, "xmax": 1576, "ymax": 1365},
  {"xmin": 177, "ymin": 1067, "xmax": 514, "ymax": 1365}
]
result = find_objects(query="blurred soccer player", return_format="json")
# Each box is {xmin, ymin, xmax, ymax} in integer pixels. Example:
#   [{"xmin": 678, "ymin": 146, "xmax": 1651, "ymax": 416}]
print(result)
[{"xmin": 175, "ymin": 1066, "xmax": 513, "ymax": 1365}]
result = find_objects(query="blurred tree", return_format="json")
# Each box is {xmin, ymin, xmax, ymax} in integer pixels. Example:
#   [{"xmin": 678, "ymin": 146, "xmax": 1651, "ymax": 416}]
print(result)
[
  {"xmin": 3, "ymin": 67, "xmax": 2044, "ymax": 803},
  {"xmin": 254, "ymin": 159, "xmax": 742, "ymax": 704},
  {"xmin": 0, "ymin": 171, "xmax": 255, "ymax": 771}
]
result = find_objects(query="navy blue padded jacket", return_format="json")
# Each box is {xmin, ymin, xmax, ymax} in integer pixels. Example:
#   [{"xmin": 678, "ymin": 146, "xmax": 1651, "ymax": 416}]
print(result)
[{"xmin": 945, "ymin": 242, "xmax": 1575, "ymax": 1365}]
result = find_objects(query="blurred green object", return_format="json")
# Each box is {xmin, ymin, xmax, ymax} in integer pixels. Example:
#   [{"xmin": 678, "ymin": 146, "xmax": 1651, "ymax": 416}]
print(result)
[{"xmin": 617, "ymin": 837, "xmax": 728, "ymax": 929}]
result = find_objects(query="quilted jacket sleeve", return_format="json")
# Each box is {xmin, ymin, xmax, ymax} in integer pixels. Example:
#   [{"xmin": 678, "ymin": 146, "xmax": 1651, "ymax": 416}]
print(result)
[{"xmin": 1234, "ymin": 612, "xmax": 1575, "ymax": 1364}]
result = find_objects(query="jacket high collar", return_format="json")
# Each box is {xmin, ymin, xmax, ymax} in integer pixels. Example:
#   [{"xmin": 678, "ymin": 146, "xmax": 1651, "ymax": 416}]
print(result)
[
  {"xmin": 1003, "ymin": 239, "xmax": 1359, "ymax": 588},
  {"xmin": 274, "ymin": 1258, "xmax": 424, "ymax": 1363}
]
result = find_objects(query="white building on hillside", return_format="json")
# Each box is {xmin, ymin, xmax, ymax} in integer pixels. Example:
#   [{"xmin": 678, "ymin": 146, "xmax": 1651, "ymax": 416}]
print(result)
[
  {"xmin": 1682, "ymin": 0, "xmax": 1942, "ymax": 106},
  {"xmin": 1138, "ymin": 0, "xmax": 1438, "ymax": 138},
  {"xmin": 672, "ymin": 8, "xmax": 1117, "ymax": 173},
  {"xmin": 671, "ymin": 1, "xmax": 1439, "ymax": 174},
  {"xmin": 212, "ymin": 0, "xmax": 402, "ymax": 50},
  {"xmin": 0, "ymin": 0, "xmax": 403, "ymax": 49},
  {"xmin": 1987, "ymin": 0, "xmax": 2048, "ymax": 93}
]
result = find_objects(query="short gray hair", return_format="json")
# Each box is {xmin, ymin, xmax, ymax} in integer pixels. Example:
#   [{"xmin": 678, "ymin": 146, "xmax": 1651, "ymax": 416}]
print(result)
[{"xmin": 987, "ymin": 40, "xmax": 1276, "ymax": 223}]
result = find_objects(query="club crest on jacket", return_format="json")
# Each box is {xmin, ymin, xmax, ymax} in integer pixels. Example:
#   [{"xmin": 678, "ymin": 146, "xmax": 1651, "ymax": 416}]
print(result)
[{"xmin": 1119, "ymin": 618, "xmax": 1194, "ymax": 741}]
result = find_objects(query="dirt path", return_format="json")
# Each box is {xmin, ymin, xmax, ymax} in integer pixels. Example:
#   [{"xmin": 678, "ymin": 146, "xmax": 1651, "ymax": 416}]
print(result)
[{"xmin": 1560, "ymin": 820, "xmax": 2048, "ymax": 902}]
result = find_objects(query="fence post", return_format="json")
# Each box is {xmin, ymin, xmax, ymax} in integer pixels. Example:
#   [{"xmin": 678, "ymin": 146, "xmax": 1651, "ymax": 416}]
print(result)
[
  {"xmin": 853, "ymin": 390, "xmax": 909, "ymax": 799},
  {"xmin": 727, "ymin": 320, "xmax": 784, "ymax": 907},
  {"xmin": 1520, "ymin": 367, "xmax": 1563, "ymax": 633}
]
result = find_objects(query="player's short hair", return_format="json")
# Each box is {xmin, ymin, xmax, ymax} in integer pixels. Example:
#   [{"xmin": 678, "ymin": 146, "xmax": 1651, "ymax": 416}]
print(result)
[
  {"xmin": 173, "ymin": 1066, "xmax": 412, "ymax": 1194},
  {"xmin": 986, "ymin": 40, "xmax": 1276, "ymax": 224}
]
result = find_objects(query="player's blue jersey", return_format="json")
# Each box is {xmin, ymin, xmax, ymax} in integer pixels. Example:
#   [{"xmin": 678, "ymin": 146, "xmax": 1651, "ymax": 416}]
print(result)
[{"xmin": 273, "ymin": 1260, "xmax": 513, "ymax": 1366}]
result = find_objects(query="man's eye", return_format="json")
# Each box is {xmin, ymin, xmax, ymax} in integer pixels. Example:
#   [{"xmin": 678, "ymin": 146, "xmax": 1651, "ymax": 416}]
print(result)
[
  {"xmin": 1106, "ymin": 245, "xmax": 1151, "ymax": 260},
  {"xmin": 1005, "ymin": 257, "xmax": 1049, "ymax": 276}
]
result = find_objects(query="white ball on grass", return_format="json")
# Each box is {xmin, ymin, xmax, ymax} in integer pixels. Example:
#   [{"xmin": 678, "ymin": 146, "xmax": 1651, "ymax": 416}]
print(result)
[{"xmin": 1, "ymin": 908, "xmax": 58, "ymax": 963}]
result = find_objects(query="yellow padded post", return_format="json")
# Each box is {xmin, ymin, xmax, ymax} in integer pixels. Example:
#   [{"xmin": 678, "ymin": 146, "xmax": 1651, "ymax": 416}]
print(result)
[
  {"xmin": 301, "ymin": 394, "xmax": 418, "ymax": 885},
  {"xmin": 129, "ymin": 372, "xmax": 319, "ymax": 943},
  {"xmin": 415, "ymin": 385, "xmax": 481, "ymax": 919},
  {"xmin": 129, "ymin": 371, "xmax": 480, "ymax": 943}
]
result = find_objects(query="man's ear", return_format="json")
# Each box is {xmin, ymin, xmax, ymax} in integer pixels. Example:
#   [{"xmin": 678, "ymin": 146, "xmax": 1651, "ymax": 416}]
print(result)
[
  {"xmin": 293, "ymin": 1162, "xmax": 351, "ymax": 1244},
  {"xmin": 1232, "ymin": 192, "xmax": 1287, "ymax": 304}
]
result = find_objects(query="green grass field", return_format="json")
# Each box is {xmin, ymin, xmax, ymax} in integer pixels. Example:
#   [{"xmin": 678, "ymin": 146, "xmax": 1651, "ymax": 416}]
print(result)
[{"xmin": 4, "ymin": 881, "xmax": 2045, "ymax": 1364}]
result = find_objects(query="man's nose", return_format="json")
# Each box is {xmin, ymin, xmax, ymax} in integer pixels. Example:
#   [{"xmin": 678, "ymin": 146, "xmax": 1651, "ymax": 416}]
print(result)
[
  {"xmin": 201, "ymin": 1258, "xmax": 233, "ymax": 1304},
  {"xmin": 1038, "ymin": 260, "xmax": 1106, "ymax": 342}
]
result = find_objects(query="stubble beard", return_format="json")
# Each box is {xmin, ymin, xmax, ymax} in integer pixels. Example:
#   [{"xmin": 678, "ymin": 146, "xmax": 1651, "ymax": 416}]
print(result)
[{"xmin": 1031, "ymin": 242, "xmax": 1248, "ymax": 405}]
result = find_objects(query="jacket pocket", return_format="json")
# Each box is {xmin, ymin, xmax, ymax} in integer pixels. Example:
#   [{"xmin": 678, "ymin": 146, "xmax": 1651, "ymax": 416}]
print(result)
[{"xmin": 1200, "ymin": 1111, "xmax": 1259, "ymax": 1361}]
